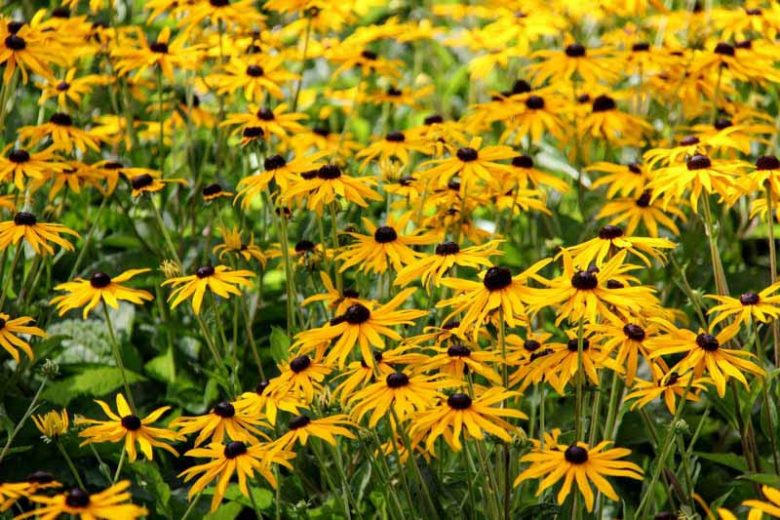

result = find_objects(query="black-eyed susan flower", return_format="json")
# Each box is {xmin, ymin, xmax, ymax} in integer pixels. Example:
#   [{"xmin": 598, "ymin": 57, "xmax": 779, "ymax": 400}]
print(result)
[
  {"xmin": 0, "ymin": 211, "xmax": 78, "ymax": 255},
  {"xmin": 588, "ymin": 161, "xmax": 649, "ymax": 199},
  {"xmin": 50, "ymin": 270, "xmax": 153, "ymax": 319},
  {"xmin": 16, "ymin": 482, "xmax": 147, "ymax": 519},
  {"xmin": 112, "ymin": 26, "xmax": 200, "ymax": 80},
  {"xmin": 0, "ymin": 20, "xmax": 63, "ymax": 83},
  {"xmin": 350, "ymin": 372, "xmax": 451, "ymax": 427},
  {"xmin": 419, "ymin": 137, "xmax": 515, "ymax": 192},
  {"xmin": 235, "ymin": 152, "xmax": 327, "ymax": 206},
  {"xmin": 76, "ymin": 393, "xmax": 182, "ymax": 462},
  {"xmin": 213, "ymin": 226, "xmax": 267, "ymax": 267},
  {"xmin": 222, "ymin": 104, "xmax": 307, "ymax": 144},
  {"xmin": 0, "ymin": 473, "xmax": 60, "ymax": 513},
  {"xmin": 281, "ymin": 164, "xmax": 382, "ymax": 214},
  {"xmin": 336, "ymin": 215, "xmax": 438, "ymax": 274},
  {"xmin": 625, "ymin": 363, "xmax": 708, "ymax": 414},
  {"xmin": 416, "ymin": 343, "xmax": 503, "ymax": 385},
  {"xmin": 172, "ymin": 400, "xmax": 270, "ymax": 447},
  {"xmin": 129, "ymin": 173, "xmax": 187, "ymax": 197},
  {"xmin": 17, "ymin": 113, "xmax": 101, "ymax": 153},
  {"xmin": 410, "ymin": 388, "xmax": 526, "ymax": 453},
  {"xmin": 395, "ymin": 240, "xmax": 502, "ymax": 288},
  {"xmin": 508, "ymin": 331, "xmax": 564, "ymax": 391},
  {"xmin": 647, "ymin": 321, "xmax": 765, "ymax": 397},
  {"xmin": 596, "ymin": 190, "xmax": 687, "ymax": 237},
  {"xmin": 706, "ymin": 283, "xmax": 780, "ymax": 328},
  {"xmin": 209, "ymin": 55, "xmax": 298, "ymax": 101},
  {"xmin": 201, "ymin": 182, "xmax": 233, "ymax": 202},
  {"xmin": 333, "ymin": 345, "xmax": 426, "ymax": 405},
  {"xmin": 527, "ymin": 250, "xmax": 655, "ymax": 326},
  {"xmin": 528, "ymin": 42, "xmax": 618, "ymax": 86},
  {"xmin": 235, "ymin": 380, "xmax": 306, "ymax": 426},
  {"xmin": 0, "ymin": 146, "xmax": 64, "ymax": 190},
  {"xmin": 162, "ymin": 265, "xmax": 254, "ymax": 315},
  {"xmin": 0, "ymin": 313, "xmax": 44, "ymax": 363},
  {"xmin": 32, "ymin": 408, "xmax": 69, "ymax": 442},
  {"xmin": 180, "ymin": 0, "xmax": 264, "ymax": 29},
  {"xmin": 179, "ymin": 441, "xmax": 294, "ymax": 513},
  {"xmin": 356, "ymin": 130, "xmax": 434, "ymax": 168},
  {"xmin": 294, "ymin": 288, "xmax": 426, "ymax": 367},
  {"xmin": 438, "ymin": 259, "xmax": 551, "ymax": 339},
  {"xmin": 301, "ymin": 272, "xmax": 366, "ymax": 315},
  {"xmin": 515, "ymin": 435, "xmax": 643, "ymax": 512},
  {"xmin": 533, "ymin": 332, "xmax": 618, "ymax": 395},
  {"xmin": 588, "ymin": 320, "xmax": 660, "ymax": 386},
  {"xmin": 566, "ymin": 225, "xmax": 675, "ymax": 267},
  {"xmin": 36, "ymin": 68, "xmax": 110, "ymax": 108},
  {"xmin": 273, "ymin": 414, "xmax": 356, "ymax": 451},
  {"xmin": 580, "ymin": 94, "xmax": 652, "ymax": 145},
  {"xmin": 507, "ymin": 154, "xmax": 570, "ymax": 193},
  {"xmin": 266, "ymin": 354, "xmax": 332, "ymax": 404},
  {"xmin": 648, "ymin": 154, "xmax": 748, "ymax": 213}
]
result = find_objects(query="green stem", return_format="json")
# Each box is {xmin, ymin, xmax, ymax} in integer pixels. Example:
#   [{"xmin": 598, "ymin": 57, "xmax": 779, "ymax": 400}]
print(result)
[
  {"xmin": 0, "ymin": 245, "xmax": 23, "ymax": 310},
  {"xmin": 0, "ymin": 376, "xmax": 47, "ymax": 464},
  {"xmin": 765, "ymin": 185, "xmax": 780, "ymax": 366},
  {"xmin": 102, "ymin": 301, "xmax": 136, "ymax": 413},
  {"xmin": 180, "ymin": 493, "xmax": 202, "ymax": 520},
  {"xmin": 56, "ymin": 439, "xmax": 86, "ymax": 489},
  {"xmin": 574, "ymin": 319, "xmax": 585, "ymax": 441},
  {"xmin": 701, "ymin": 193, "xmax": 729, "ymax": 296},
  {"xmin": 328, "ymin": 203, "xmax": 343, "ymax": 294},
  {"xmin": 113, "ymin": 445, "xmax": 126, "ymax": 483},
  {"xmin": 149, "ymin": 197, "xmax": 181, "ymax": 266}
]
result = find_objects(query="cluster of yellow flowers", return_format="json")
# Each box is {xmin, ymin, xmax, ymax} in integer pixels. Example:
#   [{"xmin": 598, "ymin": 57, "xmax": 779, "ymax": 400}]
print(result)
[{"xmin": 2, "ymin": 0, "xmax": 780, "ymax": 519}]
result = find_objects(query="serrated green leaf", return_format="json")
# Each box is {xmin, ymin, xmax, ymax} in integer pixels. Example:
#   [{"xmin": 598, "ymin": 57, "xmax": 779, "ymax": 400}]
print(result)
[{"xmin": 42, "ymin": 367, "xmax": 145, "ymax": 406}]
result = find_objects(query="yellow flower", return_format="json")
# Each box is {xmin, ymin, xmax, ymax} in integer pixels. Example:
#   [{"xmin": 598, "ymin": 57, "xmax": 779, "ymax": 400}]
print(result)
[
  {"xmin": 50, "ymin": 269, "xmax": 154, "ymax": 319},
  {"xmin": 419, "ymin": 136, "xmax": 515, "ymax": 193},
  {"xmin": 743, "ymin": 485, "xmax": 780, "ymax": 519},
  {"xmin": 596, "ymin": 190, "xmax": 687, "ymax": 237},
  {"xmin": 162, "ymin": 265, "xmax": 254, "ymax": 315},
  {"xmin": 235, "ymin": 152, "xmax": 327, "ymax": 206},
  {"xmin": 0, "ymin": 473, "xmax": 60, "ymax": 513},
  {"xmin": 129, "ymin": 173, "xmax": 187, "ymax": 197},
  {"xmin": 235, "ymin": 380, "xmax": 306, "ymax": 426},
  {"xmin": 272, "ymin": 414, "xmax": 356, "ymax": 451},
  {"xmin": 625, "ymin": 362, "xmax": 708, "ymax": 414},
  {"xmin": 395, "ymin": 240, "xmax": 502, "ymax": 289},
  {"xmin": 266, "ymin": 354, "xmax": 333, "ymax": 404},
  {"xmin": 172, "ymin": 400, "xmax": 270, "ymax": 447},
  {"xmin": 705, "ymin": 282, "xmax": 780, "ymax": 328},
  {"xmin": 515, "ymin": 434, "xmax": 643, "ymax": 512},
  {"xmin": 213, "ymin": 226, "xmax": 267, "ymax": 267},
  {"xmin": 32, "ymin": 409, "xmax": 69, "ymax": 441},
  {"xmin": 112, "ymin": 26, "xmax": 201, "ymax": 80},
  {"xmin": 179, "ymin": 441, "xmax": 294, "ymax": 513},
  {"xmin": 566, "ymin": 225, "xmax": 675, "ymax": 267},
  {"xmin": 0, "ymin": 19, "xmax": 64, "ymax": 83},
  {"xmin": 0, "ymin": 313, "xmax": 45, "ymax": 363},
  {"xmin": 410, "ymin": 388, "xmax": 526, "ymax": 453},
  {"xmin": 0, "ymin": 211, "xmax": 78, "ymax": 255},
  {"xmin": 281, "ymin": 164, "xmax": 383, "ymax": 214},
  {"xmin": 16, "ymin": 481, "xmax": 147, "ymax": 520},
  {"xmin": 76, "ymin": 393, "xmax": 182, "ymax": 462},
  {"xmin": 0, "ymin": 145, "xmax": 65, "ymax": 191},
  {"xmin": 208, "ymin": 55, "xmax": 298, "ymax": 101},
  {"xmin": 17, "ymin": 113, "xmax": 101, "ymax": 153}
]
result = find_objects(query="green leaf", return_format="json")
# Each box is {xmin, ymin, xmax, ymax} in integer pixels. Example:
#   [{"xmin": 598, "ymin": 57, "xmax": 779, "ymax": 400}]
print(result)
[
  {"xmin": 204, "ymin": 502, "xmax": 242, "ymax": 520},
  {"xmin": 693, "ymin": 451, "xmax": 748, "ymax": 472},
  {"xmin": 202, "ymin": 484, "xmax": 273, "ymax": 510},
  {"xmin": 145, "ymin": 346, "xmax": 176, "ymax": 383},
  {"xmin": 739, "ymin": 473, "xmax": 780, "ymax": 487},
  {"xmin": 42, "ymin": 367, "xmax": 145, "ymax": 406},
  {"xmin": 269, "ymin": 326, "xmax": 290, "ymax": 363},
  {"xmin": 129, "ymin": 461, "xmax": 172, "ymax": 519}
]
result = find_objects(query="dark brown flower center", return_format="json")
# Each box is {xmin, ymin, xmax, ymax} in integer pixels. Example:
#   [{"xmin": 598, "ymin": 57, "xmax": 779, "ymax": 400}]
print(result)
[
  {"xmin": 4, "ymin": 34, "xmax": 25, "ymax": 51},
  {"xmin": 243, "ymin": 126, "xmax": 264, "ymax": 138},
  {"xmin": 447, "ymin": 393, "xmax": 472, "ymax": 410},
  {"xmin": 360, "ymin": 50, "xmax": 377, "ymax": 60},
  {"xmin": 636, "ymin": 190, "xmax": 652, "ymax": 208},
  {"xmin": 565, "ymin": 43, "xmax": 586, "ymax": 57},
  {"xmin": 567, "ymin": 338, "xmax": 590, "ymax": 352},
  {"xmin": 213, "ymin": 401, "xmax": 235, "ymax": 417},
  {"xmin": 447, "ymin": 344, "xmax": 471, "ymax": 357},
  {"xmin": 131, "ymin": 174, "xmax": 154, "ymax": 190},
  {"xmin": 65, "ymin": 488, "xmax": 90, "ymax": 508},
  {"xmin": 26, "ymin": 471, "xmax": 55, "ymax": 483},
  {"xmin": 512, "ymin": 79, "xmax": 532, "ymax": 94},
  {"xmin": 50, "ymin": 113, "xmax": 73, "ymax": 126},
  {"xmin": 424, "ymin": 114, "xmax": 443, "ymax": 125},
  {"xmin": 343, "ymin": 303, "xmax": 371, "ymax": 325},
  {"xmin": 606, "ymin": 279, "xmax": 624, "ymax": 288},
  {"xmin": 714, "ymin": 42, "xmax": 735, "ymax": 56},
  {"xmin": 202, "ymin": 183, "xmax": 223, "ymax": 197},
  {"xmin": 289, "ymin": 415, "xmax": 311, "ymax": 429},
  {"xmin": 120, "ymin": 415, "xmax": 141, "ymax": 431},
  {"xmin": 289, "ymin": 355, "xmax": 311, "ymax": 373},
  {"xmin": 525, "ymin": 95, "xmax": 545, "ymax": 110},
  {"xmin": 435, "ymin": 241, "xmax": 460, "ymax": 255},
  {"xmin": 264, "ymin": 154, "xmax": 286, "ymax": 170},
  {"xmin": 524, "ymin": 339, "xmax": 541, "ymax": 351},
  {"xmin": 632, "ymin": 42, "xmax": 650, "ymax": 52},
  {"xmin": 483, "ymin": 266, "xmax": 512, "ymax": 291},
  {"xmin": 257, "ymin": 108, "xmax": 275, "ymax": 120},
  {"xmin": 224, "ymin": 441, "xmax": 247, "ymax": 459},
  {"xmin": 592, "ymin": 95, "xmax": 616, "ymax": 113},
  {"xmin": 150, "ymin": 41, "xmax": 168, "ymax": 53},
  {"xmin": 245, "ymin": 65, "xmax": 264, "ymax": 77},
  {"xmin": 457, "ymin": 147, "xmax": 478, "ymax": 162},
  {"xmin": 511, "ymin": 155, "xmax": 534, "ymax": 168},
  {"xmin": 196, "ymin": 265, "xmax": 215, "ymax": 278},
  {"xmin": 623, "ymin": 324, "xmax": 646, "ymax": 341},
  {"xmin": 679, "ymin": 136, "xmax": 700, "ymax": 146},
  {"xmin": 385, "ymin": 131, "xmax": 405, "ymax": 142},
  {"xmin": 739, "ymin": 292, "xmax": 760, "ymax": 305},
  {"xmin": 628, "ymin": 162, "xmax": 642, "ymax": 174},
  {"xmin": 318, "ymin": 165, "xmax": 341, "ymax": 179},
  {"xmin": 564, "ymin": 444, "xmax": 589, "ymax": 464},
  {"xmin": 56, "ymin": 81, "xmax": 70, "ymax": 91},
  {"xmin": 756, "ymin": 156, "xmax": 780, "ymax": 170},
  {"xmin": 696, "ymin": 333, "xmax": 719, "ymax": 351},
  {"xmin": 598, "ymin": 225, "xmax": 624, "ymax": 239},
  {"xmin": 13, "ymin": 212, "xmax": 36, "ymax": 226},
  {"xmin": 8, "ymin": 149, "xmax": 30, "ymax": 163},
  {"xmin": 255, "ymin": 380, "xmax": 269, "ymax": 395},
  {"xmin": 374, "ymin": 226, "xmax": 398, "ymax": 243},
  {"xmin": 89, "ymin": 272, "xmax": 111, "ymax": 288},
  {"xmin": 686, "ymin": 154, "xmax": 711, "ymax": 170},
  {"xmin": 714, "ymin": 118, "xmax": 732, "ymax": 130},
  {"xmin": 386, "ymin": 372, "xmax": 409, "ymax": 388},
  {"xmin": 295, "ymin": 240, "xmax": 315, "ymax": 253},
  {"xmin": 571, "ymin": 270, "xmax": 598, "ymax": 290}
]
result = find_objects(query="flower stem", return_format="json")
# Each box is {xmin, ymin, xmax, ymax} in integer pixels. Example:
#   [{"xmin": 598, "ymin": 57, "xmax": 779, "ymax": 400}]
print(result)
[
  {"xmin": 328, "ymin": 203, "xmax": 343, "ymax": 294},
  {"xmin": 0, "ymin": 245, "xmax": 24, "ymax": 310},
  {"xmin": 148, "ymin": 197, "xmax": 181, "ymax": 266},
  {"xmin": 574, "ymin": 318, "xmax": 585, "ymax": 441},
  {"xmin": 0, "ymin": 375, "xmax": 47, "ymax": 464},
  {"xmin": 765, "ymin": 184, "xmax": 780, "ymax": 366},
  {"xmin": 56, "ymin": 439, "xmax": 86, "ymax": 489},
  {"xmin": 113, "ymin": 445, "xmax": 126, "ymax": 483},
  {"xmin": 102, "ymin": 301, "xmax": 136, "ymax": 413},
  {"xmin": 701, "ymin": 193, "xmax": 729, "ymax": 296}
]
